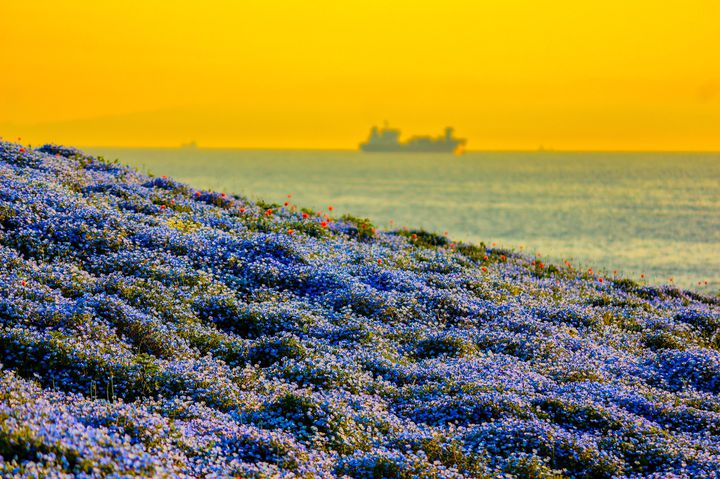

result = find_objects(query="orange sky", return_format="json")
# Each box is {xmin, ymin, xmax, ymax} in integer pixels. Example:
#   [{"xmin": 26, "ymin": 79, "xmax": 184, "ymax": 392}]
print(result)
[{"xmin": 1, "ymin": 0, "xmax": 719, "ymax": 150}]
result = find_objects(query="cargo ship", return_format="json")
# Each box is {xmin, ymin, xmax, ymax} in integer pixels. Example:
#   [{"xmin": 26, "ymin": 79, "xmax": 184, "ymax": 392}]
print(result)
[{"xmin": 359, "ymin": 125, "xmax": 466, "ymax": 154}]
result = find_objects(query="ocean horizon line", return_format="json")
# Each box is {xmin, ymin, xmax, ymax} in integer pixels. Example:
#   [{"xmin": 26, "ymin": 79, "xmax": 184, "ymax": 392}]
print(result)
[{"xmin": 76, "ymin": 145, "xmax": 720, "ymax": 154}]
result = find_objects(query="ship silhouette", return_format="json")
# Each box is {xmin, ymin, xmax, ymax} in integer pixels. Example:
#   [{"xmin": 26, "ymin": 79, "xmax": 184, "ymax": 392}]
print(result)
[{"xmin": 360, "ymin": 124, "xmax": 466, "ymax": 154}]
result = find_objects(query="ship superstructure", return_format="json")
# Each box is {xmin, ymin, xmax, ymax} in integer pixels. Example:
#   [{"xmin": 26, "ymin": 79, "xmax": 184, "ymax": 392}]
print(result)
[{"xmin": 360, "ymin": 125, "xmax": 466, "ymax": 153}]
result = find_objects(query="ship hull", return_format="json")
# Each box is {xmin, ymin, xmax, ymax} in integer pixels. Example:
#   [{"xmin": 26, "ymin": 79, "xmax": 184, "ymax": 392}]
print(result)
[{"xmin": 359, "ymin": 143, "xmax": 462, "ymax": 153}]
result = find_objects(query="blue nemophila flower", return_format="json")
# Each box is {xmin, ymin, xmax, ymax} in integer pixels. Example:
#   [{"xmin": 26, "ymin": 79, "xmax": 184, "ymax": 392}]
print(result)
[{"xmin": 0, "ymin": 141, "xmax": 719, "ymax": 478}]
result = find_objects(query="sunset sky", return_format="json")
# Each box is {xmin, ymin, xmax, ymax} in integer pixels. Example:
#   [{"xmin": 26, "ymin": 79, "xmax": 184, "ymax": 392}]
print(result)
[{"xmin": 1, "ymin": 0, "xmax": 719, "ymax": 150}]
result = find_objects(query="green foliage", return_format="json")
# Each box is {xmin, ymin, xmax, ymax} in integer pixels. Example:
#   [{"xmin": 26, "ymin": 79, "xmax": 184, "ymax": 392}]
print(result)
[
  {"xmin": 501, "ymin": 453, "xmax": 565, "ymax": 479},
  {"xmin": 255, "ymin": 199, "xmax": 281, "ymax": 211},
  {"xmin": 398, "ymin": 229, "xmax": 449, "ymax": 248},
  {"xmin": 247, "ymin": 334, "xmax": 307, "ymax": 367},
  {"xmin": 341, "ymin": 214, "xmax": 376, "ymax": 240},
  {"xmin": 131, "ymin": 353, "xmax": 162, "ymax": 398},
  {"xmin": 415, "ymin": 335, "xmax": 477, "ymax": 359},
  {"xmin": 456, "ymin": 242, "xmax": 490, "ymax": 262}
]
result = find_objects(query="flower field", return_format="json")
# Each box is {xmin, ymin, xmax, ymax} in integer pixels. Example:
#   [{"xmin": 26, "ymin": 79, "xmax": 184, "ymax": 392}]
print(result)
[{"xmin": 1, "ymin": 141, "xmax": 719, "ymax": 478}]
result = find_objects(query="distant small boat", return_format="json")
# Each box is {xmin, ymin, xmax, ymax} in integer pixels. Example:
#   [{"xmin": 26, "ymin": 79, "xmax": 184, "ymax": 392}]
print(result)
[
  {"xmin": 180, "ymin": 141, "xmax": 198, "ymax": 149},
  {"xmin": 360, "ymin": 125, "xmax": 466, "ymax": 154}
]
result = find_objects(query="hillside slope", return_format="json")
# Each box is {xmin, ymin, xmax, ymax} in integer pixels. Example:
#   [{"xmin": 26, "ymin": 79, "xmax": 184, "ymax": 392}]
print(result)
[{"xmin": 1, "ymin": 142, "xmax": 719, "ymax": 478}]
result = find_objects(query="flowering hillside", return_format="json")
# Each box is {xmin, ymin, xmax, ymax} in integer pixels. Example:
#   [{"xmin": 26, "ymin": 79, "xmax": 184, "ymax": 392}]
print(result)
[{"xmin": 1, "ymin": 142, "xmax": 719, "ymax": 478}]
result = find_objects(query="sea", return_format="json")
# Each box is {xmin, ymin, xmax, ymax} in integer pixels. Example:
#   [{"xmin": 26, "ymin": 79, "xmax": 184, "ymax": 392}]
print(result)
[{"xmin": 87, "ymin": 148, "xmax": 720, "ymax": 293}]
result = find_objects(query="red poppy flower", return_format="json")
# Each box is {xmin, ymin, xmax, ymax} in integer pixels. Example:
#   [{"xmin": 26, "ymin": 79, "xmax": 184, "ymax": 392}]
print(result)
[
  {"xmin": 239, "ymin": 207, "xmax": 246, "ymax": 213},
  {"xmin": 500, "ymin": 255, "xmax": 506, "ymax": 261},
  {"xmin": 195, "ymin": 192, "xmax": 201, "ymax": 197},
  {"xmin": 265, "ymin": 209, "xmax": 273, "ymax": 216},
  {"xmin": 481, "ymin": 266, "xmax": 487, "ymax": 272},
  {"xmin": 328, "ymin": 206, "xmax": 333, "ymax": 211},
  {"xmin": 19, "ymin": 148, "xmax": 25, "ymax": 153},
  {"xmin": 377, "ymin": 259, "xmax": 382, "ymax": 265},
  {"xmin": 321, "ymin": 221, "xmax": 328, "ymax": 228},
  {"xmin": 599, "ymin": 278, "xmax": 603, "ymax": 283},
  {"xmin": 302, "ymin": 213, "xmax": 309, "ymax": 219},
  {"xmin": 287, "ymin": 229, "xmax": 294, "ymax": 235},
  {"xmin": 284, "ymin": 202, "xmax": 289, "ymax": 207},
  {"xmin": 160, "ymin": 205, "xmax": 166, "ymax": 210},
  {"xmin": 21, "ymin": 280, "xmax": 26, "ymax": 287},
  {"xmin": 410, "ymin": 234, "xmax": 417, "ymax": 240}
]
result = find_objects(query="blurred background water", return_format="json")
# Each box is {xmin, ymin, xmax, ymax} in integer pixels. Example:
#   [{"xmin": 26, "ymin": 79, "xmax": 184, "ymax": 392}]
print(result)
[{"xmin": 88, "ymin": 148, "xmax": 719, "ymax": 293}]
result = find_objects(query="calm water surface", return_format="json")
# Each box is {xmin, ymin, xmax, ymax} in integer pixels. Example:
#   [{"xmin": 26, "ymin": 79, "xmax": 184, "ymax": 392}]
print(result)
[{"xmin": 89, "ymin": 149, "xmax": 720, "ymax": 293}]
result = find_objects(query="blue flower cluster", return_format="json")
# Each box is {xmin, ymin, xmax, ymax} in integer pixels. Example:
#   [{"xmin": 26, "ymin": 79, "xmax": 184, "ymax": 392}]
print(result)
[{"xmin": 1, "ymin": 141, "xmax": 719, "ymax": 478}]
